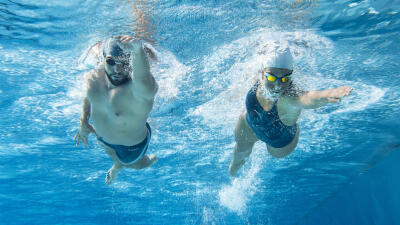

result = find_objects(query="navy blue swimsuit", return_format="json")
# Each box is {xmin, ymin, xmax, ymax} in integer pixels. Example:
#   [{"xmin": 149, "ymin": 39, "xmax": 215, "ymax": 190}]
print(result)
[
  {"xmin": 245, "ymin": 82, "xmax": 297, "ymax": 148},
  {"xmin": 98, "ymin": 123, "xmax": 151, "ymax": 164}
]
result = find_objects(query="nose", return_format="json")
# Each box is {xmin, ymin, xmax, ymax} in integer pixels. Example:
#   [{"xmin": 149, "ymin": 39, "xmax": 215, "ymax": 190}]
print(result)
[{"xmin": 116, "ymin": 63, "xmax": 125, "ymax": 72}]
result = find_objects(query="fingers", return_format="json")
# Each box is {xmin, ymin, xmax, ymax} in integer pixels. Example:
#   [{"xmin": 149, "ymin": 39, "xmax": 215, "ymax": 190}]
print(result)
[
  {"xmin": 74, "ymin": 133, "xmax": 90, "ymax": 148},
  {"xmin": 83, "ymin": 138, "xmax": 90, "ymax": 148},
  {"xmin": 82, "ymin": 137, "xmax": 89, "ymax": 148},
  {"xmin": 328, "ymin": 97, "xmax": 340, "ymax": 102},
  {"xmin": 117, "ymin": 35, "xmax": 137, "ymax": 43},
  {"xmin": 340, "ymin": 87, "xmax": 353, "ymax": 98},
  {"xmin": 345, "ymin": 87, "xmax": 353, "ymax": 95},
  {"xmin": 329, "ymin": 86, "xmax": 353, "ymax": 103},
  {"xmin": 334, "ymin": 86, "xmax": 353, "ymax": 99}
]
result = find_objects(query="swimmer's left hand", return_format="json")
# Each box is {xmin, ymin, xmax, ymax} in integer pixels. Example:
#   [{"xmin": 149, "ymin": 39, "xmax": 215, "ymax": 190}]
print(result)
[{"xmin": 327, "ymin": 86, "xmax": 353, "ymax": 102}]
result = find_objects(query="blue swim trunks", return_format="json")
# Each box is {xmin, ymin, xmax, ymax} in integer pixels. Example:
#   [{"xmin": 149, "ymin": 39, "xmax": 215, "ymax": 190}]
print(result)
[{"xmin": 98, "ymin": 123, "xmax": 151, "ymax": 164}]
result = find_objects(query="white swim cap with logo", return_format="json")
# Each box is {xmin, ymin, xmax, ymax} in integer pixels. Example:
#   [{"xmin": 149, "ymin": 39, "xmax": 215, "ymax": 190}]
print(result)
[{"xmin": 264, "ymin": 47, "xmax": 293, "ymax": 70}]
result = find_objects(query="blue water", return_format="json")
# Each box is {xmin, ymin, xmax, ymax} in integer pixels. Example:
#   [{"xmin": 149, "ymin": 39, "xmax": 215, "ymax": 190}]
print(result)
[{"xmin": 1, "ymin": 0, "xmax": 399, "ymax": 224}]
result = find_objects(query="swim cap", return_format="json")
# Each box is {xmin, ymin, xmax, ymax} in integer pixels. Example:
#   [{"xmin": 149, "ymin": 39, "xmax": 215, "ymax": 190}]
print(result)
[
  {"xmin": 103, "ymin": 38, "xmax": 130, "ymax": 59},
  {"xmin": 264, "ymin": 47, "xmax": 293, "ymax": 70}
]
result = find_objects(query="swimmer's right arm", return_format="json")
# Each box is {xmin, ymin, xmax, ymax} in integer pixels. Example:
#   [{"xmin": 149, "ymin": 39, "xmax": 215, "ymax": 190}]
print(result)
[
  {"xmin": 74, "ymin": 97, "xmax": 96, "ymax": 147},
  {"xmin": 131, "ymin": 41, "xmax": 158, "ymax": 98},
  {"xmin": 80, "ymin": 97, "xmax": 91, "ymax": 124}
]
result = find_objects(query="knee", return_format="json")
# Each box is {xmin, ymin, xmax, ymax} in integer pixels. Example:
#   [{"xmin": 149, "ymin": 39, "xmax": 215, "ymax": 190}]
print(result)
[
  {"xmin": 267, "ymin": 146, "xmax": 295, "ymax": 158},
  {"xmin": 234, "ymin": 142, "xmax": 253, "ymax": 157},
  {"xmin": 113, "ymin": 164, "xmax": 123, "ymax": 171}
]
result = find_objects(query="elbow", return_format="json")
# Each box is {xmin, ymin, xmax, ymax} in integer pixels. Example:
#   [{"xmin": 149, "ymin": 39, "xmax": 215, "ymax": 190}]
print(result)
[{"xmin": 298, "ymin": 91, "xmax": 324, "ymax": 109}]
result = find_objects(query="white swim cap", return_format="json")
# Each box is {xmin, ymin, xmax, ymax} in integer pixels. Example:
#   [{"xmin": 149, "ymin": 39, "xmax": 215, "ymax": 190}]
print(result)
[{"xmin": 264, "ymin": 47, "xmax": 293, "ymax": 70}]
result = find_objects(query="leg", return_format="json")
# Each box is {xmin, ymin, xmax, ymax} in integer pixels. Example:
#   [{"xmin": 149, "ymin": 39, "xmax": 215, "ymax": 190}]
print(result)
[
  {"xmin": 229, "ymin": 111, "xmax": 258, "ymax": 176},
  {"xmin": 126, "ymin": 154, "xmax": 157, "ymax": 170},
  {"xmin": 104, "ymin": 145, "xmax": 124, "ymax": 185}
]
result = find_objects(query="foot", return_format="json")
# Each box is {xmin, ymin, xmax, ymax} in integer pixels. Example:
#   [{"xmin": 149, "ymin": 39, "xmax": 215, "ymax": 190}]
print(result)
[
  {"xmin": 228, "ymin": 159, "xmax": 246, "ymax": 176},
  {"xmin": 148, "ymin": 154, "xmax": 158, "ymax": 166},
  {"xmin": 105, "ymin": 165, "xmax": 122, "ymax": 185}
]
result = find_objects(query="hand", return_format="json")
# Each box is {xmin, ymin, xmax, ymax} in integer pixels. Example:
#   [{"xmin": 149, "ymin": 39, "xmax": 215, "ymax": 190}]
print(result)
[
  {"xmin": 327, "ymin": 86, "xmax": 353, "ymax": 102},
  {"xmin": 115, "ymin": 35, "xmax": 156, "ymax": 61},
  {"xmin": 115, "ymin": 35, "xmax": 138, "ymax": 43},
  {"xmin": 74, "ymin": 122, "xmax": 96, "ymax": 148}
]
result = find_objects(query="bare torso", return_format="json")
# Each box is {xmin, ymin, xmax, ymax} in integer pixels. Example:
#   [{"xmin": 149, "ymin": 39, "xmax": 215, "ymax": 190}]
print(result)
[{"xmin": 87, "ymin": 64, "xmax": 154, "ymax": 146}]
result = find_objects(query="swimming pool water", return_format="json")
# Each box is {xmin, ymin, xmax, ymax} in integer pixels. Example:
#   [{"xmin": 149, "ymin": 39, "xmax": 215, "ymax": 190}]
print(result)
[{"xmin": 0, "ymin": 0, "xmax": 399, "ymax": 224}]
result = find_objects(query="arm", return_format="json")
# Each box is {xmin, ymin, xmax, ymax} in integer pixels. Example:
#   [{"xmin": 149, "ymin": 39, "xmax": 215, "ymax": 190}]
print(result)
[
  {"xmin": 114, "ymin": 36, "xmax": 158, "ymax": 99},
  {"xmin": 296, "ymin": 86, "xmax": 353, "ymax": 109},
  {"xmin": 74, "ymin": 97, "xmax": 96, "ymax": 147},
  {"xmin": 131, "ymin": 41, "xmax": 158, "ymax": 99},
  {"xmin": 80, "ymin": 97, "xmax": 91, "ymax": 125},
  {"xmin": 74, "ymin": 73, "xmax": 97, "ymax": 147}
]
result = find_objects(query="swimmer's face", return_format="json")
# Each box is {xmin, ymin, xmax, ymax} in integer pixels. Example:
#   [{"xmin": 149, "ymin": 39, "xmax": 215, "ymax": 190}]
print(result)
[
  {"xmin": 261, "ymin": 67, "xmax": 293, "ymax": 95},
  {"xmin": 104, "ymin": 54, "xmax": 132, "ymax": 82}
]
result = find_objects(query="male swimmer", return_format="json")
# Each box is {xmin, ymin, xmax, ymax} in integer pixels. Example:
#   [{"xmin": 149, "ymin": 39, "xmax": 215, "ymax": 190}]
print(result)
[
  {"xmin": 229, "ymin": 47, "xmax": 353, "ymax": 176},
  {"xmin": 75, "ymin": 35, "xmax": 158, "ymax": 184}
]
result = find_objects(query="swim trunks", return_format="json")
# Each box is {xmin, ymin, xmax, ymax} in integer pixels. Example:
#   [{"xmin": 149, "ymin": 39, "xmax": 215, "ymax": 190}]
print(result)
[
  {"xmin": 245, "ymin": 82, "xmax": 297, "ymax": 148},
  {"xmin": 98, "ymin": 123, "xmax": 151, "ymax": 164}
]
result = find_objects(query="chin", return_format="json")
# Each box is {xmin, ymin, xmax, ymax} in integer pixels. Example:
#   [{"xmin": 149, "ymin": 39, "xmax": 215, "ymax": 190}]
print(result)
[{"xmin": 267, "ymin": 88, "xmax": 280, "ymax": 94}]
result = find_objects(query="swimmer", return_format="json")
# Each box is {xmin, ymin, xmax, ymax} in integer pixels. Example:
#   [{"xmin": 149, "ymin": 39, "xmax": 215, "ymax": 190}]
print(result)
[
  {"xmin": 74, "ymin": 35, "xmax": 158, "ymax": 184},
  {"xmin": 229, "ymin": 47, "xmax": 353, "ymax": 176}
]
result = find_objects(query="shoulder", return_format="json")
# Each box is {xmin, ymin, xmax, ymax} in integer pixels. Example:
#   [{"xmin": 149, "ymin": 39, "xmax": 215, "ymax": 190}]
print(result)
[
  {"xmin": 87, "ymin": 63, "xmax": 106, "ymax": 82},
  {"xmin": 85, "ymin": 66, "xmax": 106, "ymax": 91},
  {"xmin": 281, "ymin": 92, "xmax": 306, "ymax": 109}
]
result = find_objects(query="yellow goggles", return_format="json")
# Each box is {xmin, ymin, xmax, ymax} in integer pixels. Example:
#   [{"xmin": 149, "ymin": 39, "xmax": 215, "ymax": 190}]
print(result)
[{"xmin": 266, "ymin": 74, "xmax": 290, "ymax": 83}]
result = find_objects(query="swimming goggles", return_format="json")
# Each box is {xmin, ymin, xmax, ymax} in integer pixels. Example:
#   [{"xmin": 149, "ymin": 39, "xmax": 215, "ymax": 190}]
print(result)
[
  {"xmin": 265, "ymin": 72, "xmax": 291, "ymax": 83},
  {"xmin": 106, "ymin": 57, "xmax": 129, "ymax": 67}
]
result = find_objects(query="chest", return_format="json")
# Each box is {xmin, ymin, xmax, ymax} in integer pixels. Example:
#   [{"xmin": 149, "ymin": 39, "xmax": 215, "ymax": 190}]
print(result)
[
  {"xmin": 256, "ymin": 95, "xmax": 301, "ymax": 126},
  {"xmin": 88, "ymin": 81, "xmax": 140, "ymax": 116},
  {"xmin": 108, "ymin": 86, "xmax": 135, "ymax": 109}
]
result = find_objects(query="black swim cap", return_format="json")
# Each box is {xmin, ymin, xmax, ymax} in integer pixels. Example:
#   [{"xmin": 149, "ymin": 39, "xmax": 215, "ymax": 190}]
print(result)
[{"xmin": 103, "ymin": 38, "xmax": 130, "ymax": 59}]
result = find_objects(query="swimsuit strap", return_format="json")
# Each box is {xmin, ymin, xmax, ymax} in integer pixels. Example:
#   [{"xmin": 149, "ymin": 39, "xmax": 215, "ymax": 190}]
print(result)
[
  {"xmin": 247, "ymin": 81, "xmax": 265, "ymax": 114},
  {"xmin": 249, "ymin": 81, "xmax": 279, "ymax": 115}
]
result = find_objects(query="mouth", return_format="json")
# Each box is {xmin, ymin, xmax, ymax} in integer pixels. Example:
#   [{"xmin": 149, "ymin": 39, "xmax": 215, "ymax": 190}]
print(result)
[{"xmin": 110, "ymin": 74, "xmax": 126, "ymax": 80}]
